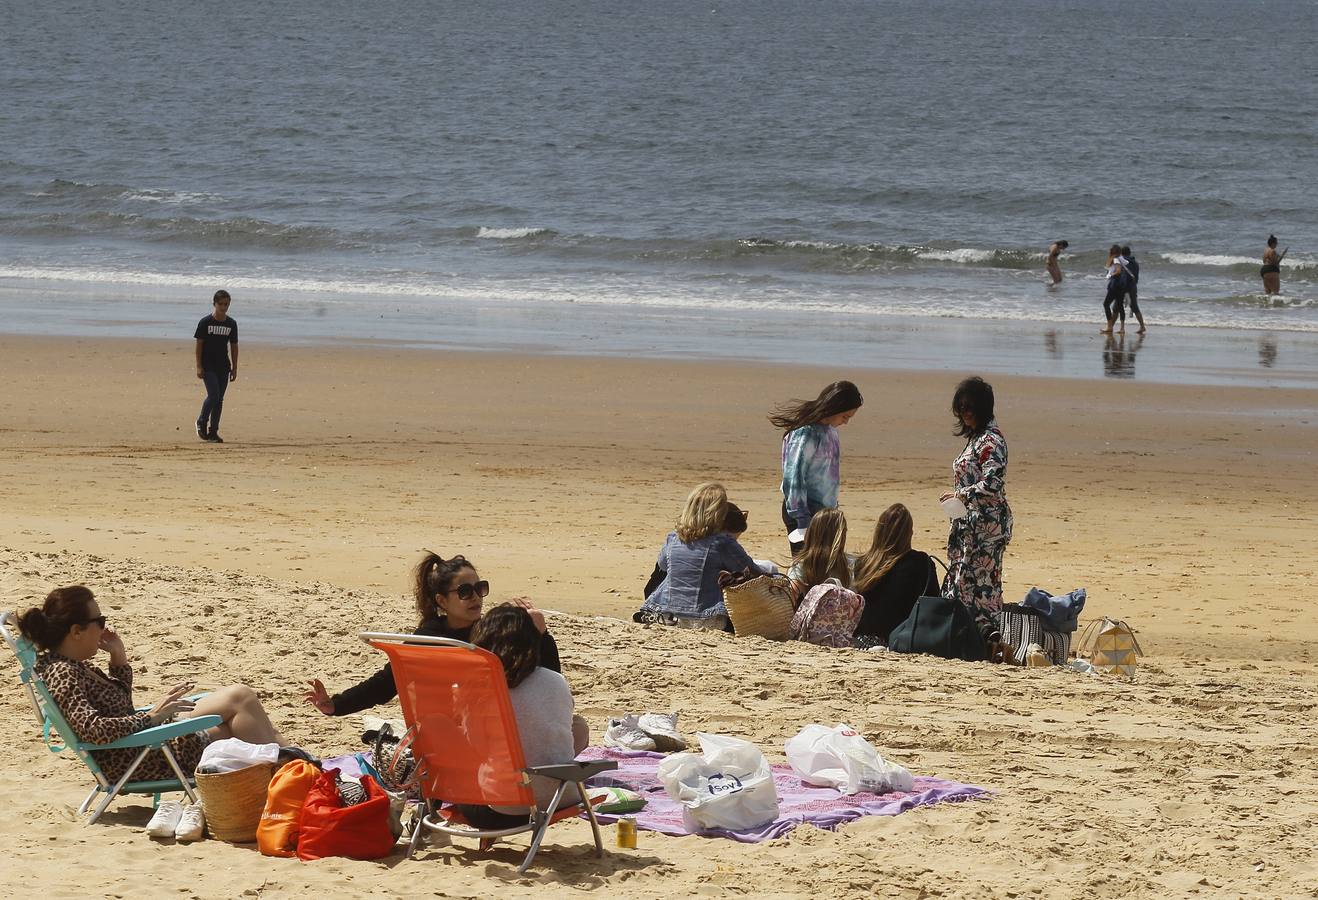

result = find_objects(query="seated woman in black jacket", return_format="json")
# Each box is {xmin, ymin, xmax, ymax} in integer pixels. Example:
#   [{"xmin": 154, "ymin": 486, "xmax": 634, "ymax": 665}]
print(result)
[
  {"xmin": 851, "ymin": 504, "xmax": 939, "ymax": 646},
  {"xmin": 304, "ymin": 552, "xmax": 561, "ymax": 716}
]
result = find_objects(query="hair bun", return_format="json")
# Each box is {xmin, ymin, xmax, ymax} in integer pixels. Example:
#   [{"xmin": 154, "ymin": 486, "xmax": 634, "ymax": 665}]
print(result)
[{"xmin": 17, "ymin": 607, "xmax": 48, "ymax": 643}]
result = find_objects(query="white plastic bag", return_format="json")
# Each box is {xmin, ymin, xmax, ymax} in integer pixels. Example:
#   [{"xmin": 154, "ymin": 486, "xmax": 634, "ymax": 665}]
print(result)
[
  {"xmin": 657, "ymin": 732, "xmax": 779, "ymax": 831},
  {"xmin": 784, "ymin": 724, "xmax": 914, "ymax": 795},
  {"xmin": 197, "ymin": 737, "xmax": 280, "ymax": 774}
]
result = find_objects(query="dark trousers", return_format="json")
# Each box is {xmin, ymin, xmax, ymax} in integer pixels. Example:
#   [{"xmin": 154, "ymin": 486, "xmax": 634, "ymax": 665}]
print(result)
[
  {"xmin": 1125, "ymin": 287, "xmax": 1140, "ymax": 317},
  {"xmin": 781, "ymin": 501, "xmax": 806, "ymax": 554},
  {"xmin": 197, "ymin": 369, "xmax": 229, "ymax": 435},
  {"xmin": 1103, "ymin": 281, "xmax": 1126, "ymax": 323},
  {"xmin": 455, "ymin": 803, "xmax": 529, "ymax": 829}
]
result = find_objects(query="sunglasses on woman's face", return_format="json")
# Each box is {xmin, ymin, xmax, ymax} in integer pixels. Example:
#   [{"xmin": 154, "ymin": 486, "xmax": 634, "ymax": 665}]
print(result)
[
  {"xmin": 83, "ymin": 615, "xmax": 108, "ymax": 629},
  {"xmin": 446, "ymin": 581, "xmax": 490, "ymax": 601}
]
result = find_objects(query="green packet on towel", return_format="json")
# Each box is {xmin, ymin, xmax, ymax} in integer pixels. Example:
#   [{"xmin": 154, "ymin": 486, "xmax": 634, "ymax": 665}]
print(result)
[{"xmin": 587, "ymin": 786, "xmax": 646, "ymax": 814}]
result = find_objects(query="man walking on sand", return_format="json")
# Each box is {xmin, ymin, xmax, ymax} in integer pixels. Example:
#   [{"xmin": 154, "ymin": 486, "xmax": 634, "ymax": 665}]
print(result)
[{"xmin": 194, "ymin": 290, "xmax": 238, "ymax": 443}]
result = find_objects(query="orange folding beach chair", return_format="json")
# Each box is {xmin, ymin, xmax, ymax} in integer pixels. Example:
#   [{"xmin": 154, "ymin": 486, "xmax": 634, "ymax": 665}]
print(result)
[{"xmin": 361, "ymin": 632, "xmax": 617, "ymax": 873}]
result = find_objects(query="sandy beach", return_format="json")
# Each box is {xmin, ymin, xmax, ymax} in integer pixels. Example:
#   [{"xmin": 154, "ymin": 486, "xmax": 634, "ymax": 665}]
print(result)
[{"xmin": 2, "ymin": 332, "xmax": 1317, "ymax": 898}]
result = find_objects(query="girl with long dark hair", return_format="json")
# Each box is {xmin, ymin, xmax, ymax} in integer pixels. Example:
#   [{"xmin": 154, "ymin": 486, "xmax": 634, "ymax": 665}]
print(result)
[{"xmin": 769, "ymin": 380, "xmax": 863, "ymax": 553}]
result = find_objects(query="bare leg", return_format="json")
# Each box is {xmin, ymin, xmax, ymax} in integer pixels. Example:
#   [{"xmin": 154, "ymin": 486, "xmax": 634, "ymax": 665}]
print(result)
[
  {"xmin": 571, "ymin": 714, "xmax": 589, "ymax": 755},
  {"xmin": 189, "ymin": 684, "xmax": 285, "ymax": 746}
]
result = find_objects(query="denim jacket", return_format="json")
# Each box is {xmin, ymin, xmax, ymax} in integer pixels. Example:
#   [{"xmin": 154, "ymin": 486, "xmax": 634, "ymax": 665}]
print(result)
[{"xmin": 641, "ymin": 531, "xmax": 757, "ymax": 619}]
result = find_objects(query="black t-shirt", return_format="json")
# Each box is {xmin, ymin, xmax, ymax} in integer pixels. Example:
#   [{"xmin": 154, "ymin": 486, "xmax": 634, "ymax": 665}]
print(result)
[
  {"xmin": 194, "ymin": 314, "xmax": 237, "ymax": 372},
  {"xmin": 855, "ymin": 551, "xmax": 939, "ymax": 643}
]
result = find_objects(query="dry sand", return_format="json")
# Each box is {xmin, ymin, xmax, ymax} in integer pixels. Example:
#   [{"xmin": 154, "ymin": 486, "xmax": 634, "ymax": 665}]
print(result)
[{"xmin": 1, "ymin": 333, "xmax": 1316, "ymax": 898}]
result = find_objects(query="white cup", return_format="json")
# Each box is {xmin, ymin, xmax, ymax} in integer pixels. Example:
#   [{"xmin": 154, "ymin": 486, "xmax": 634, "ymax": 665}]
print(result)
[{"xmin": 941, "ymin": 495, "xmax": 968, "ymax": 519}]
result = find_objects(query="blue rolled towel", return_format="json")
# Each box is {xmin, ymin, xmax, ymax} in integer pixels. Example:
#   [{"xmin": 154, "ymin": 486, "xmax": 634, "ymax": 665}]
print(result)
[{"xmin": 1022, "ymin": 587, "xmax": 1086, "ymax": 633}]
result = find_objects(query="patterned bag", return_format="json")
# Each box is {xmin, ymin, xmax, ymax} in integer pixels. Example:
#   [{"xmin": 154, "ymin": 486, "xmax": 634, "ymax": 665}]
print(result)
[
  {"xmin": 365, "ymin": 722, "xmax": 418, "ymax": 794},
  {"xmin": 790, "ymin": 579, "xmax": 865, "ymax": 648},
  {"xmin": 1075, "ymin": 617, "xmax": 1142, "ymax": 676},
  {"xmin": 996, "ymin": 604, "xmax": 1071, "ymax": 665}
]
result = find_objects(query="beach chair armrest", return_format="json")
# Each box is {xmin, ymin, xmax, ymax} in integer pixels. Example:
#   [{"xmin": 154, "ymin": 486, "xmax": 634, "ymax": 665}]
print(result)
[
  {"xmin": 135, "ymin": 693, "xmax": 209, "ymax": 713},
  {"xmin": 89, "ymin": 715, "xmax": 223, "ymax": 751},
  {"xmin": 529, "ymin": 760, "xmax": 618, "ymax": 783}
]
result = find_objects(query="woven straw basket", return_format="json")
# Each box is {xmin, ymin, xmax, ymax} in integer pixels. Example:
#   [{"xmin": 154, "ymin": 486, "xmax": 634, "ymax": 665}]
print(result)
[
  {"xmin": 723, "ymin": 575, "xmax": 796, "ymax": 641},
  {"xmin": 194, "ymin": 762, "xmax": 276, "ymax": 842}
]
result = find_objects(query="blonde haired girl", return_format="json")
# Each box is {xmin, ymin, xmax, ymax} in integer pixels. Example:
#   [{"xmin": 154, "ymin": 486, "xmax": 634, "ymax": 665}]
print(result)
[
  {"xmin": 637, "ymin": 482, "xmax": 758, "ymax": 630},
  {"xmin": 676, "ymin": 482, "xmax": 731, "ymax": 543}
]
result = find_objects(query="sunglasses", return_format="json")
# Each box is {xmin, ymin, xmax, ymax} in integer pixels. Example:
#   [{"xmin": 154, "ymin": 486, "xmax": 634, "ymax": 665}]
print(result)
[
  {"xmin": 446, "ymin": 581, "xmax": 490, "ymax": 601},
  {"xmin": 83, "ymin": 615, "xmax": 108, "ymax": 629}
]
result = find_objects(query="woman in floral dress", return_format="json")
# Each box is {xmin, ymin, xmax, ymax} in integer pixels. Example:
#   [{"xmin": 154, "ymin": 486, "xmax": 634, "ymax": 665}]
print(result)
[{"xmin": 940, "ymin": 377, "xmax": 1012, "ymax": 629}]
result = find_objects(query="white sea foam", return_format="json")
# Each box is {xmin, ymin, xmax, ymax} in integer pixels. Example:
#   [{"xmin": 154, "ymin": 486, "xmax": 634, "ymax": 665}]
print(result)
[
  {"xmin": 1, "ymin": 264, "xmax": 1315, "ymax": 334},
  {"xmin": 1159, "ymin": 252, "xmax": 1257, "ymax": 267},
  {"xmin": 918, "ymin": 248, "xmax": 995, "ymax": 263},
  {"xmin": 781, "ymin": 240, "xmax": 845, "ymax": 251},
  {"xmin": 475, "ymin": 226, "xmax": 551, "ymax": 239},
  {"xmin": 122, "ymin": 189, "xmax": 224, "ymax": 204}
]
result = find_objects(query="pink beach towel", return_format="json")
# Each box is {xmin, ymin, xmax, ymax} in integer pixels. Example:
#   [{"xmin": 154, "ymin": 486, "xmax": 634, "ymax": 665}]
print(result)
[{"xmin": 578, "ymin": 746, "xmax": 989, "ymax": 843}]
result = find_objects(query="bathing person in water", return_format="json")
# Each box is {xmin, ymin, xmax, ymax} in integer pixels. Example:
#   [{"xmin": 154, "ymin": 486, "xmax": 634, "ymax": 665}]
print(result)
[
  {"xmin": 1260, "ymin": 235, "xmax": 1285, "ymax": 295},
  {"xmin": 1046, "ymin": 240, "xmax": 1068, "ymax": 284}
]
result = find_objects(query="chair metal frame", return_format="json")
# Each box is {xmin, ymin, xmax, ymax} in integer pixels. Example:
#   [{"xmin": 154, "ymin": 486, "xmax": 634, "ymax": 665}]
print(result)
[
  {"xmin": 1, "ymin": 610, "xmax": 222, "ymax": 824},
  {"xmin": 361, "ymin": 631, "xmax": 617, "ymax": 873}
]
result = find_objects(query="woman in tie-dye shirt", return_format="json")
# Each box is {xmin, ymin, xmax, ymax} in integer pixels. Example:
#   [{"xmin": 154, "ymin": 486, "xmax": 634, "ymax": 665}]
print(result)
[
  {"xmin": 940, "ymin": 376, "xmax": 1012, "ymax": 630},
  {"xmin": 769, "ymin": 381, "xmax": 863, "ymax": 553}
]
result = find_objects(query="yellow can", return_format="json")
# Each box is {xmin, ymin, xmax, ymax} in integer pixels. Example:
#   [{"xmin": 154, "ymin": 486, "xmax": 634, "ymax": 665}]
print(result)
[{"xmin": 616, "ymin": 816, "xmax": 637, "ymax": 849}]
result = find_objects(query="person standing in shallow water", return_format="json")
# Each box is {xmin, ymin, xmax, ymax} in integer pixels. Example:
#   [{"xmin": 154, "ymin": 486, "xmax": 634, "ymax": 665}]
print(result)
[
  {"xmin": 1100, "ymin": 245, "xmax": 1129, "ymax": 335},
  {"xmin": 769, "ymin": 380, "xmax": 863, "ymax": 554},
  {"xmin": 1120, "ymin": 245, "xmax": 1147, "ymax": 334},
  {"xmin": 1260, "ymin": 235, "xmax": 1285, "ymax": 295},
  {"xmin": 1046, "ymin": 240, "xmax": 1068, "ymax": 285},
  {"xmin": 194, "ymin": 290, "xmax": 238, "ymax": 443}
]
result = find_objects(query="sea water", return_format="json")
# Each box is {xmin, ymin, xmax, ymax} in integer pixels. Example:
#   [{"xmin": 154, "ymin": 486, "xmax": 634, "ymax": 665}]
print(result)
[{"xmin": 1, "ymin": 0, "xmax": 1316, "ymax": 370}]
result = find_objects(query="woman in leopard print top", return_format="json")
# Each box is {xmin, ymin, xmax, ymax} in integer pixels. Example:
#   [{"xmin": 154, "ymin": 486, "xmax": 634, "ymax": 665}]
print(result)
[{"xmin": 20, "ymin": 586, "xmax": 285, "ymax": 784}]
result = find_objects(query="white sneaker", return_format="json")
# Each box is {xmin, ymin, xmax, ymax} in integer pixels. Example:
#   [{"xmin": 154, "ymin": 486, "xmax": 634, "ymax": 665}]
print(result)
[
  {"xmin": 174, "ymin": 802, "xmax": 206, "ymax": 842},
  {"xmin": 637, "ymin": 712, "xmax": 688, "ymax": 752},
  {"xmin": 602, "ymin": 715, "xmax": 656, "ymax": 752},
  {"xmin": 145, "ymin": 799, "xmax": 184, "ymax": 839}
]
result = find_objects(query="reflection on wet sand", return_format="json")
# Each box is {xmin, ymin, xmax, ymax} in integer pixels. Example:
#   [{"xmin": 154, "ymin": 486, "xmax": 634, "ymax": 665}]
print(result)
[
  {"xmin": 1259, "ymin": 335, "xmax": 1278, "ymax": 368},
  {"xmin": 1103, "ymin": 333, "xmax": 1144, "ymax": 379},
  {"xmin": 1044, "ymin": 329, "xmax": 1061, "ymax": 359}
]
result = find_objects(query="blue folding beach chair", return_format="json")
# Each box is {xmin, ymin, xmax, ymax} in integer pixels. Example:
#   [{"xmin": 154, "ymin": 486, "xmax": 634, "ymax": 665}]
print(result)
[{"xmin": 1, "ymin": 611, "xmax": 221, "ymax": 824}]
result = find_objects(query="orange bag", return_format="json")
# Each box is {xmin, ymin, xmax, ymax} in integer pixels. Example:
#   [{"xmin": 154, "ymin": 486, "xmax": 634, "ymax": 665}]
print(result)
[
  {"xmin": 296, "ymin": 770, "xmax": 396, "ymax": 861},
  {"xmin": 257, "ymin": 760, "xmax": 321, "ymax": 857}
]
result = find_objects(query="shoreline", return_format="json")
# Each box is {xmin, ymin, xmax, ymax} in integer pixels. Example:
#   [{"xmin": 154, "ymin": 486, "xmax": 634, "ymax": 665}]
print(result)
[{"xmin": 3, "ymin": 275, "xmax": 1318, "ymax": 388}]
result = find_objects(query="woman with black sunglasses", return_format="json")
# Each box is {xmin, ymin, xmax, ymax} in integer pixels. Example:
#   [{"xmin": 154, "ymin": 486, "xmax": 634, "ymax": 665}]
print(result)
[
  {"xmin": 18, "ymin": 585, "xmax": 284, "ymax": 786},
  {"xmin": 304, "ymin": 552, "xmax": 561, "ymax": 717}
]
